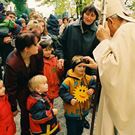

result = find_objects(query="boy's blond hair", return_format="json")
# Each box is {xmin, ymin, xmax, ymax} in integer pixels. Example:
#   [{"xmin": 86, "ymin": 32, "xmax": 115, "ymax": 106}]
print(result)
[{"xmin": 28, "ymin": 75, "xmax": 47, "ymax": 92}]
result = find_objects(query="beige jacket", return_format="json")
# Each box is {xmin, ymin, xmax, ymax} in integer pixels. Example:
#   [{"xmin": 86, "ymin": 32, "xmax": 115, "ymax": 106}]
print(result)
[{"xmin": 93, "ymin": 22, "xmax": 135, "ymax": 135}]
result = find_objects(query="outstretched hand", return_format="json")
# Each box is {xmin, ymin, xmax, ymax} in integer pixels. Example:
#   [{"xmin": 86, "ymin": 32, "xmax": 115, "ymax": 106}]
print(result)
[
  {"xmin": 57, "ymin": 59, "xmax": 64, "ymax": 69},
  {"xmin": 83, "ymin": 56, "xmax": 97, "ymax": 69}
]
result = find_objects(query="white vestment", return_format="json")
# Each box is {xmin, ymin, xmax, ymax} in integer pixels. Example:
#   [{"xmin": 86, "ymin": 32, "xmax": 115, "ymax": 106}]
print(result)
[{"xmin": 93, "ymin": 22, "xmax": 135, "ymax": 135}]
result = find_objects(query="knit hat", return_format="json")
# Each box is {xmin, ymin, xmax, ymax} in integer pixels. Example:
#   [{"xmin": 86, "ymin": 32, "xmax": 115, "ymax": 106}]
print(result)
[{"xmin": 71, "ymin": 55, "xmax": 88, "ymax": 70}]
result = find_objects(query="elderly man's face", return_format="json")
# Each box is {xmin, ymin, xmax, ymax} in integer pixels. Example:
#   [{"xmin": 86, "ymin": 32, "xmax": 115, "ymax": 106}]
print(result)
[
  {"xmin": 107, "ymin": 17, "xmax": 122, "ymax": 37},
  {"xmin": 83, "ymin": 11, "xmax": 97, "ymax": 25}
]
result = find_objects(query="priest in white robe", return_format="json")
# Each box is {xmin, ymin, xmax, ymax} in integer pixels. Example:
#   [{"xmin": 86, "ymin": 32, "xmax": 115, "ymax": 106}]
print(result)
[{"xmin": 93, "ymin": 0, "xmax": 135, "ymax": 135}]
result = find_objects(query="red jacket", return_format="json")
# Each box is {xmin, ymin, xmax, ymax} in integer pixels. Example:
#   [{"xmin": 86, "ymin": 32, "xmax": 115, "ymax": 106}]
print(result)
[
  {"xmin": 43, "ymin": 55, "xmax": 63, "ymax": 99},
  {"xmin": 27, "ymin": 93, "xmax": 60, "ymax": 134},
  {"xmin": 0, "ymin": 95, "xmax": 16, "ymax": 135}
]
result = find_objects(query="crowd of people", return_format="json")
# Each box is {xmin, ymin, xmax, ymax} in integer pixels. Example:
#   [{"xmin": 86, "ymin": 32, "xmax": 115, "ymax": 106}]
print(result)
[{"xmin": 0, "ymin": 0, "xmax": 135, "ymax": 134}]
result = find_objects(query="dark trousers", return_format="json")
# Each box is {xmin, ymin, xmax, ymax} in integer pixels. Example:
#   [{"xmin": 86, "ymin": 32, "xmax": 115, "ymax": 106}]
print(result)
[
  {"xmin": 114, "ymin": 127, "xmax": 119, "ymax": 135},
  {"xmin": 18, "ymin": 94, "xmax": 31, "ymax": 135},
  {"xmin": 66, "ymin": 118, "xmax": 84, "ymax": 135},
  {"xmin": 1, "ymin": 43, "xmax": 14, "ymax": 66}
]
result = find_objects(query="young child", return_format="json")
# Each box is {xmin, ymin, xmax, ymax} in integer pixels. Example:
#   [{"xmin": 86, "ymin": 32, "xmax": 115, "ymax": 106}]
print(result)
[
  {"xmin": 59, "ymin": 55, "xmax": 97, "ymax": 135},
  {"xmin": 27, "ymin": 75, "xmax": 60, "ymax": 135},
  {"xmin": 39, "ymin": 40, "xmax": 63, "ymax": 102},
  {"xmin": 0, "ymin": 80, "xmax": 16, "ymax": 135}
]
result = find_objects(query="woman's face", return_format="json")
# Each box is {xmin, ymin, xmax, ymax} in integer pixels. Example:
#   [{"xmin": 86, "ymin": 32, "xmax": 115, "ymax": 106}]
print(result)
[
  {"xmin": 39, "ymin": 21, "xmax": 45, "ymax": 34},
  {"xmin": 27, "ymin": 44, "xmax": 38, "ymax": 56},
  {"xmin": 83, "ymin": 11, "xmax": 97, "ymax": 25}
]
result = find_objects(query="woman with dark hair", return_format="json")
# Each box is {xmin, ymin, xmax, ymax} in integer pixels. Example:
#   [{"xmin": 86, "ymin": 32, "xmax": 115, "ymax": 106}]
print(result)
[
  {"xmin": 4, "ymin": 32, "xmax": 43, "ymax": 135},
  {"xmin": 56, "ymin": 4, "xmax": 99, "ymax": 76}
]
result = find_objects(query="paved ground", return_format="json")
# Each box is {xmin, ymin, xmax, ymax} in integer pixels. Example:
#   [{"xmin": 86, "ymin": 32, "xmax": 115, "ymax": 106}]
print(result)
[{"xmin": 15, "ymin": 97, "xmax": 96, "ymax": 135}]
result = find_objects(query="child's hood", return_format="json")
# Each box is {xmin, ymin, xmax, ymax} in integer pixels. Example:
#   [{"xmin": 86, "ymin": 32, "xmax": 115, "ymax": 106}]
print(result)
[{"xmin": 67, "ymin": 69, "xmax": 85, "ymax": 80}]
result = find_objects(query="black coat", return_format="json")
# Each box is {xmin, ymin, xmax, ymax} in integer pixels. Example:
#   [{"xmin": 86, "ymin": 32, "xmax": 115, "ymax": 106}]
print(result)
[{"xmin": 55, "ymin": 19, "xmax": 99, "ymax": 74}]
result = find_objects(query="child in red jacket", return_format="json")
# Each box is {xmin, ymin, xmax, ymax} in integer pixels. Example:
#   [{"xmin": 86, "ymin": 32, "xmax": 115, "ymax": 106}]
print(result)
[
  {"xmin": 39, "ymin": 40, "xmax": 63, "ymax": 103},
  {"xmin": 0, "ymin": 80, "xmax": 16, "ymax": 135}
]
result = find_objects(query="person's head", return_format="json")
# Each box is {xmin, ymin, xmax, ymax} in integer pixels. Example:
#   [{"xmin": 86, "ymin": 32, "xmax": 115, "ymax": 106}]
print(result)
[
  {"xmin": 39, "ymin": 40, "xmax": 53, "ymax": 58},
  {"xmin": 71, "ymin": 55, "xmax": 87, "ymax": 77},
  {"xmin": 19, "ymin": 18, "xmax": 26, "ymax": 28},
  {"xmin": 27, "ymin": 20, "xmax": 42, "ymax": 35},
  {"xmin": 6, "ymin": 11, "xmax": 16, "ymax": 21},
  {"xmin": 58, "ymin": 18, "xmax": 63, "ymax": 26},
  {"xmin": 105, "ymin": 0, "xmax": 135, "ymax": 36},
  {"xmin": 15, "ymin": 18, "xmax": 26, "ymax": 31},
  {"xmin": 62, "ymin": 17, "xmax": 69, "ymax": 25},
  {"xmin": 29, "ymin": 12, "xmax": 42, "ymax": 20},
  {"xmin": 15, "ymin": 32, "xmax": 38, "ymax": 56},
  {"xmin": 38, "ymin": 19, "xmax": 48, "ymax": 35},
  {"xmin": 28, "ymin": 75, "xmax": 48, "ymax": 94},
  {"xmin": 81, "ymin": 5, "xmax": 99, "ymax": 25},
  {"xmin": 0, "ymin": 80, "xmax": 5, "ymax": 96},
  {"xmin": 106, "ymin": 15, "xmax": 125, "ymax": 36},
  {"xmin": 47, "ymin": 14, "xmax": 59, "ymax": 36},
  {"xmin": 21, "ymin": 13, "xmax": 29, "ymax": 24}
]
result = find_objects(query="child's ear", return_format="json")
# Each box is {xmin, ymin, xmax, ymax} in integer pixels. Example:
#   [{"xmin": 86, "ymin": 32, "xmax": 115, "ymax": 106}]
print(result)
[{"xmin": 35, "ymin": 87, "xmax": 40, "ymax": 93}]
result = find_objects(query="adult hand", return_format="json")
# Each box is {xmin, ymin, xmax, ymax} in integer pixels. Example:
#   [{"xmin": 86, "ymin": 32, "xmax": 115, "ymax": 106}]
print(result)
[
  {"xmin": 13, "ymin": 110, "xmax": 19, "ymax": 117},
  {"xmin": 83, "ymin": 56, "xmax": 97, "ymax": 69},
  {"xmin": 57, "ymin": 59, "xmax": 64, "ymax": 69},
  {"xmin": 96, "ymin": 22, "xmax": 110, "ymax": 41}
]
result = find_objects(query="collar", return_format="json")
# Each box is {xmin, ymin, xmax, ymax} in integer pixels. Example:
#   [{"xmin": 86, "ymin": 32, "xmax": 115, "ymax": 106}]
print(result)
[
  {"xmin": 67, "ymin": 69, "xmax": 86, "ymax": 80},
  {"xmin": 31, "ymin": 91, "xmax": 47, "ymax": 97},
  {"xmin": 73, "ymin": 19, "xmax": 98, "ymax": 34}
]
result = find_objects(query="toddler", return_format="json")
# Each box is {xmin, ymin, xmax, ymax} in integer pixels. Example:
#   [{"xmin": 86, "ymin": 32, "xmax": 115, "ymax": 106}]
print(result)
[
  {"xmin": 27, "ymin": 75, "xmax": 60, "ymax": 135},
  {"xmin": 0, "ymin": 80, "xmax": 16, "ymax": 135},
  {"xmin": 40, "ymin": 40, "xmax": 63, "ymax": 102},
  {"xmin": 59, "ymin": 55, "xmax": 96, "ymax": 135}
]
